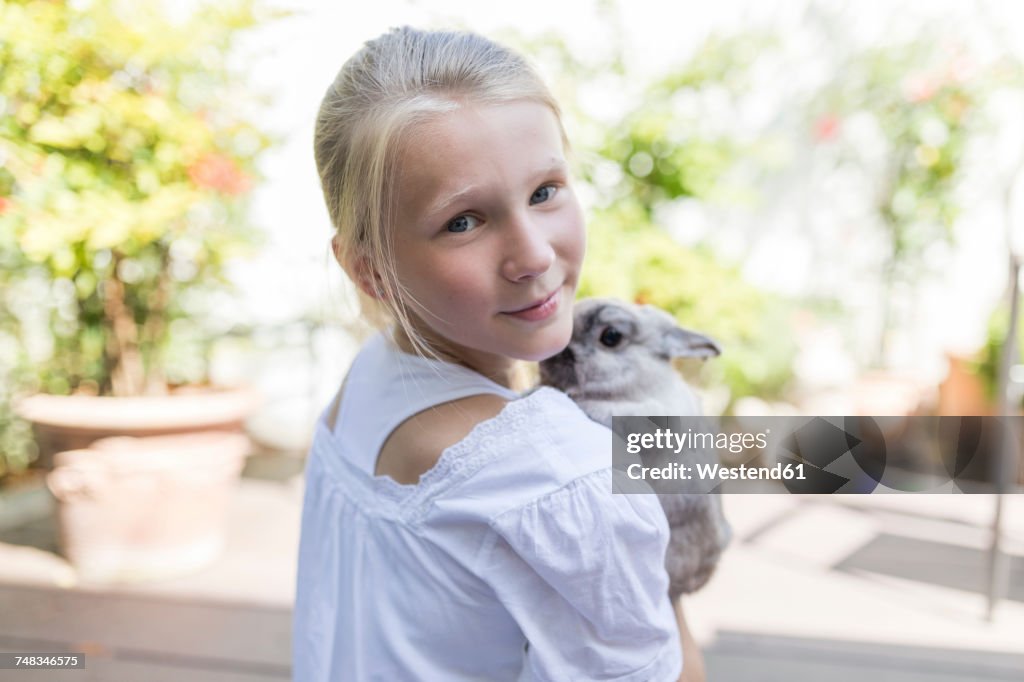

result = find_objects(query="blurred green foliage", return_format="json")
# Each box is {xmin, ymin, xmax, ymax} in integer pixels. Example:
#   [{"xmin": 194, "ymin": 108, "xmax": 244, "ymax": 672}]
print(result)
[
  {"xmin": 808, "ymin": 36, "xmax": 994, "ymax": 363},
  {"xmin": 977, "ymin": 304, "xmax": 1024, "ymax": 409},
  {"xmin": 0, "ymin": 0, "xmax": 276, "ymax": 475},
  {"xmin": 820, "ymin": 44, "xmax": 979, "ymax": 258},
  {"xmin": 518, "ymin": 28, "xmax": 799, "ymax": 407},
  {"xmin": 0, "ymin": 343, "xmax": 36, "ymax": 475},
  {"xmin": 579, "ymin": 203, "xmax": 796, "ymax": 401},
  {"xmin": 594, "ymin": 33, "xmax": 779, "ymax": 212}
]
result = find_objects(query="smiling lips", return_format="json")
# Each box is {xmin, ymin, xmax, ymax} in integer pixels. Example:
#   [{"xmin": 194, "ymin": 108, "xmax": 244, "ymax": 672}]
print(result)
[{"xmin": 503, "ymin": 287, "xmax": 560, "ymax": 321}]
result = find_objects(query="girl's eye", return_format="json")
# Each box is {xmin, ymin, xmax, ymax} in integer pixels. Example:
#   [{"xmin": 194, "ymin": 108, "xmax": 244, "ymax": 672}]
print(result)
[
  {"xmin": 530, "ymin": 185, "xmax": 557, "ymax": 205},
  {"xmin": 445, "ymin": 214, "xmax": 481, "ymax": 233}
]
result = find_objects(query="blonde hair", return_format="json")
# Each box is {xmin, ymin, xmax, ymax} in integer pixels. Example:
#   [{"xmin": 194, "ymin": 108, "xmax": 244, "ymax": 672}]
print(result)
[{"xmin": 313, "ymin": 26, "xmax": 568, "ymax": 361}]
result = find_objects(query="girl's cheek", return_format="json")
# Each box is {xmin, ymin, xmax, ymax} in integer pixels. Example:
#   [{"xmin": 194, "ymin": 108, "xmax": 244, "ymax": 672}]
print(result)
[{"xmin": 563, "ymin": 205, "xmax": 587, "ymax": 268}]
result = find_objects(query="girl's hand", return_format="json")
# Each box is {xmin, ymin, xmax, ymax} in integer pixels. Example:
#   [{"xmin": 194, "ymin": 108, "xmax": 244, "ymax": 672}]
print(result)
[{"xmin": 674, "ymin": 598, "xmax": 707, "ymax": 682}]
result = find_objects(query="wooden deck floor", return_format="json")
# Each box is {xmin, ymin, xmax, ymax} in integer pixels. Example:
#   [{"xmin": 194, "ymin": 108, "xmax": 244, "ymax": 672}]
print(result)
[
  {"xmin": 1, "ymin": 460, "xmax": 1023, "ymax": 681},
  {"xmin": 0, "ymin": 454, "xmax": 302, "ymax": 681},
  {"xmin": 0, "ymin": 583, "xmax": 291, "ymax": 681}
]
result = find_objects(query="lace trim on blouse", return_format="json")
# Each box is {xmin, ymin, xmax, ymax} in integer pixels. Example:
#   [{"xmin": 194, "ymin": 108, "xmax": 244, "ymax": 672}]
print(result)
[{"xmin": 312, "ymin": 385, "xmax": 570, "ymax": 524}]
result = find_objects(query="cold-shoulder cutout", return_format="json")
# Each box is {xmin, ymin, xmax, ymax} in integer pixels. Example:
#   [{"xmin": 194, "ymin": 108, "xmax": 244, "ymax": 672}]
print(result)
[{"xmin": 375, "ymin": 393, "xmax": 510, "ymax": 485}]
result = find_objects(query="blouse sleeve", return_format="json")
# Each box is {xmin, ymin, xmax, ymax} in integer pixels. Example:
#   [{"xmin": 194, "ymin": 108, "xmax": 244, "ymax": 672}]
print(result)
[{"xmin": 481, "ymin": 468, "xmax": 683, "ymax": 682}]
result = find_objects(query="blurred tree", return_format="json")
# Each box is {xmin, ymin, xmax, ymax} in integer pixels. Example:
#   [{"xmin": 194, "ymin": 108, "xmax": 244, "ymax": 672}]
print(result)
[
  {"xmin": 0, "ymin": 0, "xmax": 277, "ymax": 474},
  {"xmin": 807, "ymin": 31, "xmax": 994, "ymax": 366},
  {"xmin": 593, "ymin": 32, "xmax": 777, "ymax": 212},
  {"xmin": 504, "ymin": 25, "xmax": 798, "ymax": 407},
  {"xmin": 970, "ymin": 0, "xmax": 1024, "ymax": 415},
  {"xmin": 579, "ymin": 203, "xmax": 796, "ymax": 401}
]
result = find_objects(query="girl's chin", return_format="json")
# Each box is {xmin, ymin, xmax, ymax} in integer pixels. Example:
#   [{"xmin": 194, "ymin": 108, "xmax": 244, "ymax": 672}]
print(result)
[{"xmin": 517, "ymin": 326, "xmax": 574, "ymax": 362}]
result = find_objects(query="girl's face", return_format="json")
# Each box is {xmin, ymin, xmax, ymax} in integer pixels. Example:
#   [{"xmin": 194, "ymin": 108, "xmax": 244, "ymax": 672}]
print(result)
[{"xmin": 390, "ymin": 100, "xmax": 585, "ymax": 383}]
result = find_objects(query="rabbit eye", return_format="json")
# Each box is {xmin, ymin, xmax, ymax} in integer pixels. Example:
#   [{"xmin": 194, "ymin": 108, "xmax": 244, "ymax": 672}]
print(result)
[{"xmin": 599, "ymin": 326, "xmax": 623, "ymax": 348}]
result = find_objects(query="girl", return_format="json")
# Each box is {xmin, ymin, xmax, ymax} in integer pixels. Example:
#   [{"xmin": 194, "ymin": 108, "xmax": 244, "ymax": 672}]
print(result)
[{"xmin": 293, "ymin": 26, "xmax": 705, "ymax": 682}]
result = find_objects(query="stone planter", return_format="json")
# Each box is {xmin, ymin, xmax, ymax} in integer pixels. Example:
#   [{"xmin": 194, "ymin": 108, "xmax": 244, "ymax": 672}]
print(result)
[
  {"xmin": 14, "ymin": 386, "xmax": 261, "ymax": 583},
  {"xmin": 46, "ymin": 431, "xmax": 251, "ymax": 583},
  {"xmin": 15, "ymin": 386, "xmax": 261, "ymax": 469}
]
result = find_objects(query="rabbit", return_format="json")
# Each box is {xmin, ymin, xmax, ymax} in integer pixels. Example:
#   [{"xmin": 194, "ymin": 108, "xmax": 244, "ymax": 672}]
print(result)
[{"xmin": 539, "ymin": 297, "xmax": 731, "ymax": 599}]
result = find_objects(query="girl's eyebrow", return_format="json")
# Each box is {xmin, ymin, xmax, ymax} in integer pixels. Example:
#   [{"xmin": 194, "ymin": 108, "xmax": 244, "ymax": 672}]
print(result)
[
  {"xmin": 537, "ymin": 156, "xmax": 569, "ymax": 178},
  {"xmin": 426, "ymin": 184, "xmax": 483, "ymax": 219},
  {"xmin": 425, "ymin": 157, "xmax": 568, "ymax": 218}
]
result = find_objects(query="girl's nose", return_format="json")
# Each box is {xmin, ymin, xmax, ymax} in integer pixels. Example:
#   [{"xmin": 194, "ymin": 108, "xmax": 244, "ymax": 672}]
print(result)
[{"xmin": 501, "ymin": 212, "xmax": 555, "ymax": 282}]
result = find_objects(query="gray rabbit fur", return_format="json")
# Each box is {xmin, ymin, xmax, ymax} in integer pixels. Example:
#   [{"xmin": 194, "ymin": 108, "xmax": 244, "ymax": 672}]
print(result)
[{"xmin": 539, "ymin": 297, "xmax": 732, "ymax": 599}]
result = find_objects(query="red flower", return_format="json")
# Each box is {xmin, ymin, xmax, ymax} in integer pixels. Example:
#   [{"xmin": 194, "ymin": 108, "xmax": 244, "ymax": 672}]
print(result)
[
  {"xmin": 814, "ymin": 115, "xmax": 840, "ymax": 142},
  {"xmin": 904, "ymin": 74, "xmax": 938, "ymax": 103},
  {"xmin": 0, "ymin": 197, "xmax": 11, "ymax": 215},
  {"xmin": 187, "ymin": 153, "xmax": 251, "ymax": 195}
]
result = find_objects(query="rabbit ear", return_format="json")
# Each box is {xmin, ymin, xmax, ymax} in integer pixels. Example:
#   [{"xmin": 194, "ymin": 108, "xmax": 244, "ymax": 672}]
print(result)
[{"xmin": 662, "ymin": 326, "xmax": 722, "ymax": 359}]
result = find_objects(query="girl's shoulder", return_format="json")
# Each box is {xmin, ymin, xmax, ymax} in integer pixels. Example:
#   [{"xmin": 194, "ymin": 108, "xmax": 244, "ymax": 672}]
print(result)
[
  {"xmin": 312, "ymin": 382, "xmax": 613, "ymax": 524},
  {"xmin": 376, "ymin": 392, "xmax": 511, "ymax": 485},
  {"xmin": 423, "ymin": 386, "xmax": 614, "ymax": 517},
  {"xmin": 471, "ymin": 385, "xmax": 609, "ymax": 461}
]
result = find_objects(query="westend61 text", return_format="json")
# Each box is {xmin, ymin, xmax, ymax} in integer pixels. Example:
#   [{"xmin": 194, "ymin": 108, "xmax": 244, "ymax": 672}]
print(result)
[{"xmin": 626, "ymin": 462, "xmax": 807, "ymax": 481}]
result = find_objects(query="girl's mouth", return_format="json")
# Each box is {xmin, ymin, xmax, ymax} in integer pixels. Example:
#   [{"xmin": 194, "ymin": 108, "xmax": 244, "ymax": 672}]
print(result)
[{"xmin": 503, "ymin": 288, "xmax": 560, "ymax": 322}]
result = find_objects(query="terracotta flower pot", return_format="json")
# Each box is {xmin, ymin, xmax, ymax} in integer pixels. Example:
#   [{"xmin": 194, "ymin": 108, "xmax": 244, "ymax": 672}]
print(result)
[
  {"xmin": 937, "ymin": 353, "xmax": 994, "ymax": 416},
  {"xmin": 14, "ymin": 386, "xmax": 261, "ymax": 583},
  {"xmin": 46, "ymin": 431, "xmax": 251, "ymax": 583},
  {"xmin": 15, "ymin": 385, "xmax": 261, "ymax": 469}
]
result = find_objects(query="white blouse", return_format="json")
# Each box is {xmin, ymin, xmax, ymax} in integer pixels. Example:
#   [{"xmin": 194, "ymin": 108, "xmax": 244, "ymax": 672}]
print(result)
[{"xmin": 292, "ymin": 331, "xmax": 682, "ymax": 681}]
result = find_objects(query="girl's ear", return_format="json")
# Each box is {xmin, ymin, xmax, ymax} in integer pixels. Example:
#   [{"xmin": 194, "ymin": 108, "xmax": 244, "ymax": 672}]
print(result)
[
  {"xmin": 330, "ymin": 234, "xmax": 345, "ymax": 268},
  {"xmin": 333, "ymin": 235, "xmax": 388, "ymax": 301}
]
